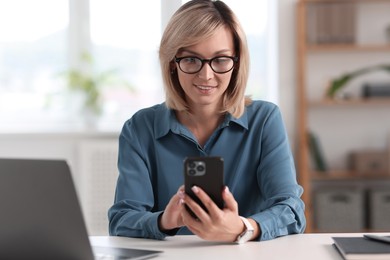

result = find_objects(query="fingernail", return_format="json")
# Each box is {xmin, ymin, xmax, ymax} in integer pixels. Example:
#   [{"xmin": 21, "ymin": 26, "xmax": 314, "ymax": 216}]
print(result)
[
  {"xmin": 224, "ymin": 186, "xmax": 230, "ymax": 193},
  {"xmin": 191, "ymin": 186, "xmax": 199, "ymax": 193},
  {"xmin": 178, "ymin": 190, "xmax": 184, "ymax": 199},
  {"xmin": 177, "ymin": 196, "xmax": 185, "ymax": 205}
]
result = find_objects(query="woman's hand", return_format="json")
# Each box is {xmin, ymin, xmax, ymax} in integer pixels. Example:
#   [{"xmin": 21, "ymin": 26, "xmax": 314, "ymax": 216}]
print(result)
[
  {"xmin": 159, "ymin": 186, "xmax": 185, "ymax": 232},
  {"xmin": 181, "ymin": 186, "xmax": 245, "ymax": 242}
]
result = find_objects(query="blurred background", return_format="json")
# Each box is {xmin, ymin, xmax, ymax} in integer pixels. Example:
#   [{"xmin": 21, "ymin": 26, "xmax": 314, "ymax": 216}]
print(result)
[
  {"xmin": 0, "ymin": 0, "xmax": 280, "ymax": 235},
  {"xmin": 0, "ymin": 0, "xmax": 389, "ymax": 236}
]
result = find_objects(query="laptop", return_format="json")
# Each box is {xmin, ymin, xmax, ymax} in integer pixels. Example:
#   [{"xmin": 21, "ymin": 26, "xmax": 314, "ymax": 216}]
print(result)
[{"xmin": 0, "ymin": 158, "xmax": 162, "ymax": 260}]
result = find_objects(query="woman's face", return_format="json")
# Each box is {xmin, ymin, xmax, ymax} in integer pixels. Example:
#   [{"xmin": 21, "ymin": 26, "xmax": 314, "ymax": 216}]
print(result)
[{"xmin": 175, "ymin": 26, "xmax": 235, "ymax": 111}]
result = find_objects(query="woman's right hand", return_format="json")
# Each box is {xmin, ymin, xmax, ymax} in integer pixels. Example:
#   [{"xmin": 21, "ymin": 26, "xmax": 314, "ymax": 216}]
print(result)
[{"xmin": 159, "ymin": 185, "xmax": 185, "ymax": 231}]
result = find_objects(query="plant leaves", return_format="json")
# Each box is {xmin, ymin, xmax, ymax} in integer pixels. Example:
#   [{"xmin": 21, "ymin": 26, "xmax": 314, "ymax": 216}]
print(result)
[{"xmin": 326, "ymin": 64, "xmax": 390, "ymax": 98}]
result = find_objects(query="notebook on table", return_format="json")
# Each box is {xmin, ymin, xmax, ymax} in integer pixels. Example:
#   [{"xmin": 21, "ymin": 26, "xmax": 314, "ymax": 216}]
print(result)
[
  {"xmin": 332, "ymin": 236, "xmax": 390, "ymax": 260},
  {"xmin": 0, "ymin": 158, "xmax": 162, "ymax": 260}
]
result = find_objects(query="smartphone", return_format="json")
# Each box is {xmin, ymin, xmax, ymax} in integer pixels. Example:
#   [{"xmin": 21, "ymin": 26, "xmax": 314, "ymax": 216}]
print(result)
[{"xmin": 184, "ymin": 156, "xmax": 224, "ymax": 218}]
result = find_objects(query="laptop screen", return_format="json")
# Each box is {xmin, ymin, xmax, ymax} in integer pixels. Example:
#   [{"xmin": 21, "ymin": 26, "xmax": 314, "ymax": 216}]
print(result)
[{"xmin": 0, "ymin": 158, "xmax": 161, "ymax": 260}]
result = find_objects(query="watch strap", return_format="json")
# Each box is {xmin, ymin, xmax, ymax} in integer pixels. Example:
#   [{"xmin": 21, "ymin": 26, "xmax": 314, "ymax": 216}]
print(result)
[{"xmin": 235, "ymin": 216, "xmax": 254, "ymax": 244}]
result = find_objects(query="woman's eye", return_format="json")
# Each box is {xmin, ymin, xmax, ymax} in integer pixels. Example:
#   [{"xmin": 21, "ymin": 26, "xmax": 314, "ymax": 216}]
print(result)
[
  {"xmin": 183, "ymin": 57, "xmax": 198, "ymax": 64},
  {"xmin": 214, "ymin": 58, "xmax": 229, "ymax": 64}
]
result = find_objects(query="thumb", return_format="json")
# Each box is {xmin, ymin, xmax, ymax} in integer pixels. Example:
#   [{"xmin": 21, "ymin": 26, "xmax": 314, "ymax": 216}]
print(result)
[{"xmin": 222, "ymin": 186, "xmax": 238, "ymax": 212}]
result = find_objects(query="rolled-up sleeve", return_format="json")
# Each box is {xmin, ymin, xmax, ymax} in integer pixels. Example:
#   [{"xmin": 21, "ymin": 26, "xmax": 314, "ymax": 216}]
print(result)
[
  {"xmin": 108, "ymin": 118, "xmax": 168, "ymax": 240},
  {"xmin": 250, "ymin": 106, "xmax": 306, "ymax": 240}
]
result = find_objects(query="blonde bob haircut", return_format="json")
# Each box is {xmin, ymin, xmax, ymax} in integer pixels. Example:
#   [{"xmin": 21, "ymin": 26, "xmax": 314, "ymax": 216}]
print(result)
[{"xmin": 159, "ymin": 0, "xmax": 252, "ymax": 118}]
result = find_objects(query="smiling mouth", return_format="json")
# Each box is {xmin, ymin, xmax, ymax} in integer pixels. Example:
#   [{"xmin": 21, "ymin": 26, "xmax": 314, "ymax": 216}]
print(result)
[{"xmin": 195, "ymin": 85, "xmax": 216, "ymax": 91}]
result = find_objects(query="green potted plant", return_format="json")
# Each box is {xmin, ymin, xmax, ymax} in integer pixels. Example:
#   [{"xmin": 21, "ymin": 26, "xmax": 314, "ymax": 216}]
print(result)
[{"xmin": 62, "ymin": 53, "xmax": 133, "ymax": 125}]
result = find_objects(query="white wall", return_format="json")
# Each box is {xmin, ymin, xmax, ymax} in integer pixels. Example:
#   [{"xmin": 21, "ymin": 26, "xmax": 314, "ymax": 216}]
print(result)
[{"xmin": 277, "ymin": 0, "xmax": 299, "ymax": 150}]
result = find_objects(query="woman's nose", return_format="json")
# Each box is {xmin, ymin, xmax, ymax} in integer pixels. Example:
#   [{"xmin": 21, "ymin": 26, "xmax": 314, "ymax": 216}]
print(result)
[{"xmin": 197, "ymin": 62, "xmax": 214, "ymax": 80}]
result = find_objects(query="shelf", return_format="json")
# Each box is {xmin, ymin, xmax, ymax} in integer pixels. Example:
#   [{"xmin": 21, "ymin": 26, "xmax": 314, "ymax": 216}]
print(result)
[
  {"xmin": 307, "ymin": 44, "xmax": 390, "ymax": 52},
  {"xmin": 309, "ymin": 98, "xmax": 390, "ymax": 107},
  {"xmin": 312, "ymin": 170, "xmax": 390, "ymax": 180}
]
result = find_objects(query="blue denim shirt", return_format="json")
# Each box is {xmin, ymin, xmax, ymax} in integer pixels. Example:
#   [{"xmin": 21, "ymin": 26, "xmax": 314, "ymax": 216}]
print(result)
[{"xmin": 108, "ymin": 100, "xmax": 306, "ymax": 240}]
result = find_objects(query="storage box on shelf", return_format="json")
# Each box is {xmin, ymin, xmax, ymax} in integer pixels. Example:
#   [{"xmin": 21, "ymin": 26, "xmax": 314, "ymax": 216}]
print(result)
[
  {"xmin": 314, "ymin": 187, "xmax": 365, "ymax": 232},
  {"xmin": 369, "ymin": 188, "xmax": 390, "ymax": 231}
]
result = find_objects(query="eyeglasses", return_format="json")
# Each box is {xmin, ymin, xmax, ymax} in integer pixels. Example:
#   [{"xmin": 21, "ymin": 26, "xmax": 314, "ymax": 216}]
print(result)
[{"xmin": 175, "ymin": 56, "xmax": 238, "ymax": 74}]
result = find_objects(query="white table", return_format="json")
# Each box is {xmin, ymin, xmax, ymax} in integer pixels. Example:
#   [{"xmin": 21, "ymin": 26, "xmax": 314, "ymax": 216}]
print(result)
[{"xmin": 90, "ymin": 232, "xmax": 390, "ymax": 259}]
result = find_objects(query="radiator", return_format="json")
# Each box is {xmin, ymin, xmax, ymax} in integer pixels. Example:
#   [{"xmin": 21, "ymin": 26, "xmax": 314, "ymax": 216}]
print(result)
[{"xmin": 78, "ymin": 139, "xmax": 119, "ymax": 235}]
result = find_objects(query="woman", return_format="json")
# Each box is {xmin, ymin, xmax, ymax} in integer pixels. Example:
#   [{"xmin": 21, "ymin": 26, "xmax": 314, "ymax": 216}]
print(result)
[{"xmin": 108, "ymin": 0, "xmax": 305, "ymax": 242}]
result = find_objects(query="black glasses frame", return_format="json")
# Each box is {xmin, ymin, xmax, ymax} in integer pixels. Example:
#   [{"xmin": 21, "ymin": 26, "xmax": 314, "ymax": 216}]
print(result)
[{"xmin": 174, "ymin": 56, "xmax": 238, "ymax": 74}]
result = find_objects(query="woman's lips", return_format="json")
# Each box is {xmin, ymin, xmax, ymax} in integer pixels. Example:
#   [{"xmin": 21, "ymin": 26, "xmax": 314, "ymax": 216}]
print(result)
[{"xmin": 195, "ymin": 84, "xmax": 216, "ymax": 90}]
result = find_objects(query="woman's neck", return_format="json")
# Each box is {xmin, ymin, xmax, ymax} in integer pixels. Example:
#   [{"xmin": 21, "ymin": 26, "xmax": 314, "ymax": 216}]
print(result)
[{"xmin": 177, "ymin": 108, "xmax": 224, "ymax": 147}]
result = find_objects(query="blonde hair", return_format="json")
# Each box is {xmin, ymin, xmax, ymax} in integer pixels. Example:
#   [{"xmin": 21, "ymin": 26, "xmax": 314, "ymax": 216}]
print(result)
[{"xmin": 159, "ymin": 0, "xmax": 252, "ymax": 118}]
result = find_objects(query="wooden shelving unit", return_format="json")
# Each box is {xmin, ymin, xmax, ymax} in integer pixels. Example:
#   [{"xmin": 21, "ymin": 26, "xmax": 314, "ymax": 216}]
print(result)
[
  {"xmin": 296, "ymin": 0, "xmax": 390, "ymax": 233},
  {"xmin": 311, "ymin": 170, "xmax": 390, "ymax": 181}
]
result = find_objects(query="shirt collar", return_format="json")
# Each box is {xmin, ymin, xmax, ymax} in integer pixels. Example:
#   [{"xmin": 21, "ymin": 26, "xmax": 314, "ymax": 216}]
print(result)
[
  {"xmin": 155, "ymin": 103, "xmax": 249, "ymax": 139},
  {"xmin": 223, "ymin": 111, "xmax": 248, "ymax": 130},
  {"xmin": 154, "ymin": 104, "xmax": 175, "ymax": 139}
]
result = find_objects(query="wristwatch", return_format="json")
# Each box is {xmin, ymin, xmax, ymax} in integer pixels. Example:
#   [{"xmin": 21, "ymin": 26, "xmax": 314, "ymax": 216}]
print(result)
[{"xmin": 235, "ymin": 216, "xmax": 254, "ymax": 244}]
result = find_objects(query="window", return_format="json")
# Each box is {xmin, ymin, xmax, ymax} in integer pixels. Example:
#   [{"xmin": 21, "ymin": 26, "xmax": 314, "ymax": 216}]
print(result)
[
  {"xmin": 0, "ymin": 0, "xmax": 68, "ymax": 127},
  {"xmin": 225, "ymin": 0, "xmax": 278, "ymax": 103},
  {"xmin": 0, "ymin": 0, "xmax": 276, "ymax": 130},
  {"xmin": 89, "ymin": 0, "xmax": 164, "ymax": 126}
]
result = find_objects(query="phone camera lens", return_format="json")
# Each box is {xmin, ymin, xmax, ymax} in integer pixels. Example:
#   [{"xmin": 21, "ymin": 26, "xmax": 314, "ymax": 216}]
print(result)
[
  {"xmin": 196, "ymin": 165, "xmax": 205, "ymax": 171},
  {"xmin": 188, "ymin": 162, "xmax": 196, "ymax": 169},
  {"xmin": 188, "ymin": 169, "xmax": 196, "ymax": 175}
]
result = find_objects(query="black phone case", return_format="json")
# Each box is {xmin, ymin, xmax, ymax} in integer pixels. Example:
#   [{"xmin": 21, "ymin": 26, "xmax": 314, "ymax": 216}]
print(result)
[{"xmin": 184, "ymin": 157, "xmax": 224, "ymax": 217}]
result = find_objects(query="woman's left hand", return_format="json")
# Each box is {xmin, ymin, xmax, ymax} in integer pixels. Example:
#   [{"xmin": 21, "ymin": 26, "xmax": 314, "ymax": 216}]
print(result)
[{"xmin": 181, "ymin": 186, "xmax": 245, "ymax": 242}]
